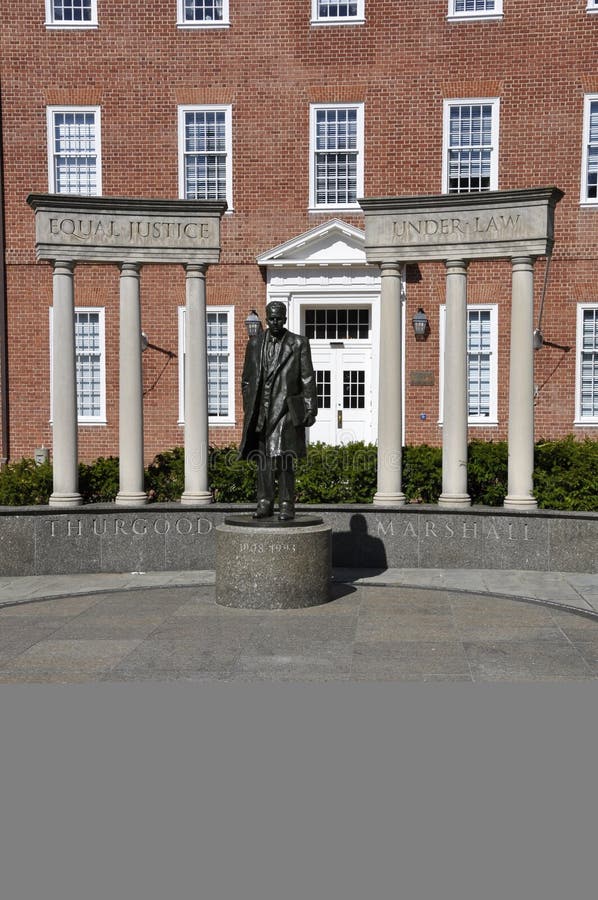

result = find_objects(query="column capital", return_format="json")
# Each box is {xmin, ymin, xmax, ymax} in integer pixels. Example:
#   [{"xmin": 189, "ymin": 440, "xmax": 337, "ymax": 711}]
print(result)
[
  {"xmin": 445, "ymin": 258, "xmax": 469, "ymax": 273},
  {"xmin": 379, "ymin": 262, "xmax": 403, "ymax": 276},
  {"xmin": 119, "ymin": 261, "xmax": 141, "ymax": 276},
  {"xmin": 511, "ymin": 255, "xmax": 535, "ymax": 269},
  {"xmin": 185, "ymin": 262, "xmax": 208, "ymax": 276},
  {"xmin": 52, "ymin": 259, "xmax": 75, "ymax": 275}
]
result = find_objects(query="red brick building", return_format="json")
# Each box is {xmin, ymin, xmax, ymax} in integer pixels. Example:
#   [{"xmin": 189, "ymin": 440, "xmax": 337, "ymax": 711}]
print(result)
[{"xmin": 1, "ymin": 0, "xmax": 598, "ymax": 466}]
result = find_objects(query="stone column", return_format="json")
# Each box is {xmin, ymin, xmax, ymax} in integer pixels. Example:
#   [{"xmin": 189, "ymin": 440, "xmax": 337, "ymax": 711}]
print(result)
[
  {"xmin": 116, "ymin": 263, "xmax": 147, "ymax": 506},
  {"xmin": 181, "ymin": 264, "xmax": 212, "ymax": 505},
  {"xmin": 439, "ymin": 259, "xmax": 471, "ymax": 507},
  {"xmin": 373, "ymin": 262, "xmax": 406, "ymax": 506},
  {"xmin": 505, "ymin": 256, "xmax": 538, "ymax": 509},
  {"xmin": 50, "ymin": 261, "xmax": 82, "ymax": 507}
]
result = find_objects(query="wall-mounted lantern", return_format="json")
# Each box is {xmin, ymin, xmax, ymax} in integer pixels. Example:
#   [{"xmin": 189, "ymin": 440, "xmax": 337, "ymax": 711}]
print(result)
[
  {"xmin": 412, "ymin": 307, "xmax": 430, "ymax": 342},
  {"xmin": 245, "ymin": 309, "xmax": 263, "ymax": 337}
]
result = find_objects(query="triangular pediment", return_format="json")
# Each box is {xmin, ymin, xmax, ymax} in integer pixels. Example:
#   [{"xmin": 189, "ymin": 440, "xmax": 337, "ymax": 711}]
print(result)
[{"xmin": 257, "ymin": 219, "xmax": 367, "ymax": 266}]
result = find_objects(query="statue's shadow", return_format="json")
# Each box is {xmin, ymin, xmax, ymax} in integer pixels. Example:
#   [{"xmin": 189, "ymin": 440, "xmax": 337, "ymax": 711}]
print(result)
[{"xmin": 332, "ymin": 513, "xmax": 388, "ymax": 576}]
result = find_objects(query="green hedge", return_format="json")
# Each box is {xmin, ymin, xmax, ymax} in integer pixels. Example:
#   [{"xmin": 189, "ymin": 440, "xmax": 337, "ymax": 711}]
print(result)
[
  {"xmin": 0, "ymin": 438, "xmax": 596, "ymax": 510},
  {"xmin": 534, "ymin": 437, "xmax": 598, "ymax": 511}
]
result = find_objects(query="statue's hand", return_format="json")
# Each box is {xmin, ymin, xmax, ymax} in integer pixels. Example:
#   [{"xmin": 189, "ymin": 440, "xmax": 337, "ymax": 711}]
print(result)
[{"xmin": 304, "ymin": 413, "xmax": 316, "ymax": 428}]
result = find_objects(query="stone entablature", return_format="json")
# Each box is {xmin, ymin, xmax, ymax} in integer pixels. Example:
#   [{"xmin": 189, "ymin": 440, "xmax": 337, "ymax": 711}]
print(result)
[
  {"xmin": 27, "ymin": 194, "xmax": 226, "ymax": 508},
  {"xmin": 27, "ymin": 194, "xmax": 225, "ymax": 265},
  {"xmin": 359, "ymin": 187, "xmax": 564, "ymax": 512},
  {"xmin": 360, "ymin": 188, "xmax": 563, "ymax": 263}
]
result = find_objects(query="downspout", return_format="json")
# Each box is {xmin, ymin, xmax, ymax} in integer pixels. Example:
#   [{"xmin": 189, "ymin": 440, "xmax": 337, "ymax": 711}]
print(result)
[{"xmin": 0, "ymin": 89, "xmax": 8, "ymax": 463}]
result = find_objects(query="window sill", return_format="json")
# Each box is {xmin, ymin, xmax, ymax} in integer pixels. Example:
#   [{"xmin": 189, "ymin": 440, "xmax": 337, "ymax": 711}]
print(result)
[
  {"xmin": 438, "ymin": 420, "xmax": 498, "ymax": 427},
  {"xmin": 574, "ymin": 419, "xmax": 598, "ymax": 426},
  {"xmin": 579, "ymin": 200, "xmax": 598, "ymax": 208},
  {"xmin": 45, "ymin": 22, "xmax": 99, "ymax": 30},
  {"xmin": 308, "ymin": 206, "xmax": 363, "ymax": 214},
  {"xmin": 179, "ymin": 420, "xmax": 236, "ymax": 427},
  {"xmin": 176, "ymin": 22, "xmax": 230, "ymax": 30},
  {"xmin": 310, "ymin": 18, "xmax": 365, "ymax": 26},
  {"xmin": 49, "ymin": 419, "xmax": 107, "ymax": 426},
  {"xmin": 447, "ymin": 14, "xmax": 503, "ymax": 23},
  {"xmin": 468, "ymin": 420, "xmax": 498, "ymax": 427}
]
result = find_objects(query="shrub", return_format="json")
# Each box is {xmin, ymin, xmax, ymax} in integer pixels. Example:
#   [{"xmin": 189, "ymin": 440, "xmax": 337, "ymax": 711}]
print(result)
[
  {"xmin": 402, "ymin": 444, "xmax": 442, "ymax": 503},
  {"xmin": 295, "ymin": 442, "xmax": 377, "ymax": 503},
  {"xmin": 79, "ymin": 456, "xmax": 120, "ymax": 503},
  {"xmin": 209, "ymin": 446, "xmax": 256, "ymax": 502},
  {"xmin": 146, "ymin": 445, "xmax": 258, "ymax": 503},
  {"xmin": 1, "ymin": 438, "xmax": 597, "ymax": 510},
  {"xmin": 468, "ymin": 441, "xmax": 508, "ymax": 506},
  {"xmin": 146, "ymin": 447, "xmax": 185, "ymax": 501},
  {"xmin": 534, "ymin": 437, "xmax": 598, "ymax": 511},
  {"xmin": 0, "ymin": 458, "xmax": 53, "ymax": 505}
]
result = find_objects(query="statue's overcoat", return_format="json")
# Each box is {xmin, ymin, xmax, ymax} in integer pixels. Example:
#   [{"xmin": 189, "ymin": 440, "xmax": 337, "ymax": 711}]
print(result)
[{"xmin": 239, "ymin": 329, "xmax": 318, "ymax": 459}]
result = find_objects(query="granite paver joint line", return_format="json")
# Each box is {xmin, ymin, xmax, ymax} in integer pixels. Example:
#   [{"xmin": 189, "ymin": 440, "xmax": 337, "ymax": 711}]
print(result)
[{"xmin": 1, "ymin": 570, "xmax": 598, "ymax": 619}]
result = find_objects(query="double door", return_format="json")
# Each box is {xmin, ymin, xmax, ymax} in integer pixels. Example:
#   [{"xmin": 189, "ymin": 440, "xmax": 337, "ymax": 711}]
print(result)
[{"xmin": 308, "ymin": 343, "xmax": 372, "ymax": 445}]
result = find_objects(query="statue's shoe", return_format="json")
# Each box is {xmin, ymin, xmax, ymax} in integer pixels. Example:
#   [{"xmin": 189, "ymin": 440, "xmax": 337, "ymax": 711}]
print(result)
[
  {"xmin": 252, "ymin": 502, "xmax": 273, "ymax": 519},
  {"xmin": 278, "ymin": 503, "xmax": 295, "ymax": 522}
]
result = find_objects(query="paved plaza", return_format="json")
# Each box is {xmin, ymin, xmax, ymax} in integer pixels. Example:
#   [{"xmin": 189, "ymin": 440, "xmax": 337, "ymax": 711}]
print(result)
[{"xmin": 1, "ymin": 569, "xmax": 598, "ymax": 683}]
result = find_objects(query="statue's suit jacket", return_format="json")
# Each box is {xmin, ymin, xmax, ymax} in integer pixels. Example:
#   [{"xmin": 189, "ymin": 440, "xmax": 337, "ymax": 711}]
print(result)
[{"xmin": 239, "ymin": 328, "xmax": 318, "ymax": 459}]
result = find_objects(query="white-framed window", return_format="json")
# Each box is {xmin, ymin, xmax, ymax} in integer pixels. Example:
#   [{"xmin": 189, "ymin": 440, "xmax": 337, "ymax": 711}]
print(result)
[
  {"xmin": 447, "ymin": 0, "xmax": 502, "ymax": 21},
  {"xmin": 309, "ymin": 103, "xmax": 364, "ymax": 211},
  {"xmin": 50, "ymin": 307, "xmax": 106, "ymax": 424},
  {"xmin": 47, "ymin": 106, "xmax": 102, "ymax": 195},
  {"xmin": 442, "ymin": 99, "xmax": 499, "ymax": 194},
  {"xmin": 311, "ymin": 1, "xmax": 365, "ymax": 25},
  {"xmin": 45, "ymin": 0, "xmax": 98, "ymax": 28},
  {"xmin": 439, "ymin": 304, "xmax": 498, "ymax": 425},
  {"xmin": 177, "ymin": 0, "xmax": 229, "ymax": 27},
  {"xmin": 178, "ymin": 306, "xmax": 235, "ymax": 425},
  {"xmin": 580, "ymin": 95, "xmax": 598, "ymax": 205},
  {"xmin": 587, "ymin": 1, "xmax": 598, "ymax": 14},
  {"xmin": 178, "ymin": 106, "xmax": 233, "ymax": 209},
  {"xmin": 575, "ymin": 304, "xmax": 598, "ymax": 424}
]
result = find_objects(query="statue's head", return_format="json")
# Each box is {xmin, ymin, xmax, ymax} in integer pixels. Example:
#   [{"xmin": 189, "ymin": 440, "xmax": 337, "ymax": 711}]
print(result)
[{"xmin": 265, "ymin": 301, "xmax": 287, "ymax": 338}]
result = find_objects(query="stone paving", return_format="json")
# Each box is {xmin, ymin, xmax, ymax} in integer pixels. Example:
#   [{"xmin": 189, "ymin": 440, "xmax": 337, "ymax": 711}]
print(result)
[{"xmin": 1, "ymin": 569, "xmax": 598, "ymax": 683}]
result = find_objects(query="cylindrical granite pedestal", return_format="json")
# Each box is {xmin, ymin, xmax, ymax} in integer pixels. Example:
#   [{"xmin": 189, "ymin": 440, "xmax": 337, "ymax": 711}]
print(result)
[{"xmin": 216, "ymin": 516, "xmax": 332, "ymax": 609}]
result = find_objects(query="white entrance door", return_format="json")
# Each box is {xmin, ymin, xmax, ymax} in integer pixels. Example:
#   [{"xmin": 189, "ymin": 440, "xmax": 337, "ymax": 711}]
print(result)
[{"xmin": 304, "ymin": 306, "xmax": 373, "ymax": 445}]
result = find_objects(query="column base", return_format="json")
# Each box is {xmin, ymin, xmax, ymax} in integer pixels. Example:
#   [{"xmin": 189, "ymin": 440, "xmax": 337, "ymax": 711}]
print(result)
[
  {"xmin": 438, "ymin": 493, "xmax": 471, "ymax": 508},
  {"xmin": 49, "ymin": 492, "xmax": 83, "ymax": 508},
  {"xmin": 115, "ymin": 491, "xmax": 147, "ymax": 506},
  {"xmin": 373, "ymin": 491, "xmax": 406, "ymax": 506},
  {"xmin": 180, "ymin": 491, "xmax": 213, "ymax": 506},
  {"xmin": 504, "ymin": 495, "xmax": 538, "ymax": 510}
]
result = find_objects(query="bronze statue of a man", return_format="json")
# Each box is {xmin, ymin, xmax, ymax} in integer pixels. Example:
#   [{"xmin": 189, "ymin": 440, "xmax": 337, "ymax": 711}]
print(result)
[{"xmin": 239, "ymin": 301, "xmax": 318, "ymax": 521}]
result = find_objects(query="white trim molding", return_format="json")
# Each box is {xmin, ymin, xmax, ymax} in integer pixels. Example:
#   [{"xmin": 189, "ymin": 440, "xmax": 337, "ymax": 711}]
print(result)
[
  {"xmin": 45, "ymin": 0, "xmax": 98, "ymax": 28},
  {"xmin": 580, "ymin": 94, "xmax": 598, "ymax": 206},
  {"xmin": 50, "ymin": 306, "xmax": 106, "ymax": 425},
  {"xmin": 177, "ymin": 0, "xmax": 230, "ymax": 28},
  {"xmin": 442, "ymin": 98, "xmax": 500, "ymax": 194},
  {"xmin": 47, "ymin": 106, "xmax": 102, "ymax": 196},
  {"xmin": 178, "ymin": 305, "xmax": 236, "ymax": 426},
  {"xmin": 309, "ymin": 103, "xmax": 364, "ymax": 212},
  {"xmin": 178, "ymin": 105, "xmax": 233, "ymax": 211},
  {"xmin": 311, "ymin": 0, "xmax": 365, "ymax": 25},
  {"xmin": 447, "ymin": 0, "xmax": 503, "ymax": 22},
  {"xmin": 439, "ymin": 303, "xmax": 498, "ymax": 426},
  {"xmin": 574, "ymin": 303, "xmax": 598, "ymax": 425}
]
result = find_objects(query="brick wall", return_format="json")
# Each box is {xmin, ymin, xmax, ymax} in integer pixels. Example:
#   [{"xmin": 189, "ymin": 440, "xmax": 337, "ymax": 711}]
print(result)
[{"xmin": 1, "ymin": 1, "xmax": 598, "ymax": 461}]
